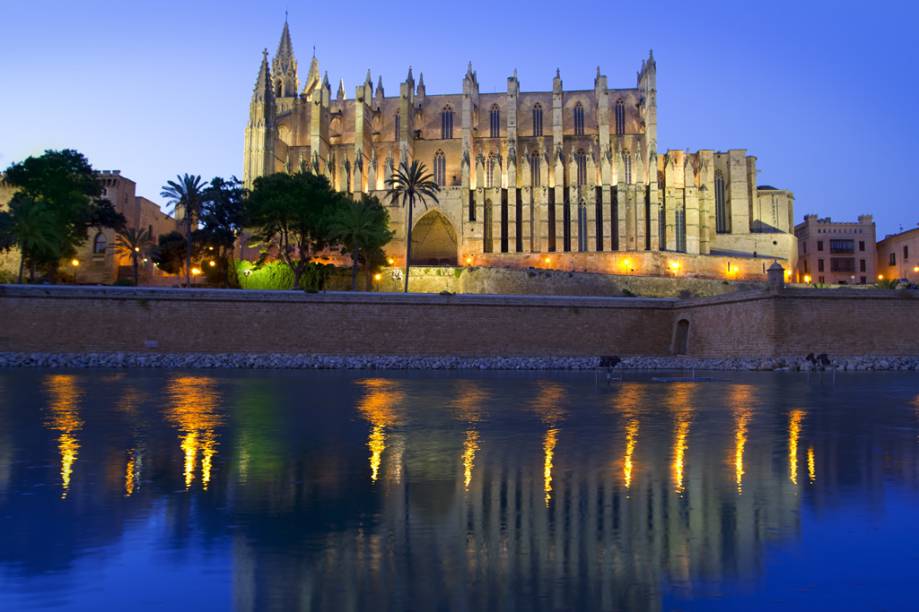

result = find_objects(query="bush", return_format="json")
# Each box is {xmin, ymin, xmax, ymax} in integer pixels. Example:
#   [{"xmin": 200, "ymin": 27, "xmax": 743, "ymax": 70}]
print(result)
[{"xmin": 236, "ymin": 261, "xmax": 295, "ymax": 290}]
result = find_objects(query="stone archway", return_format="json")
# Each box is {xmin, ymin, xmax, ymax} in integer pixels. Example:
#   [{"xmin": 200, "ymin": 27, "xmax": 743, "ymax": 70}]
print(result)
[{"xmin": 410, "ymin": 209, "xmax": 458, "ymax": 266}]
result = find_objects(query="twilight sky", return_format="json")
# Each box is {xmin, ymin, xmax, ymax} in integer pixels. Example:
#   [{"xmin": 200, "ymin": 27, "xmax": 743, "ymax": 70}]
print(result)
[{"xmin": 1, "ymin": 0, "xmax": 916, "ymax": 237}]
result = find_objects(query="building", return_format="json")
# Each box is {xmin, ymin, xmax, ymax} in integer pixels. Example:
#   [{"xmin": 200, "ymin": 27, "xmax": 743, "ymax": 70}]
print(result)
[
  {"xmin": 877, "ymin": 225, "xmax": 919, "ymax": 284},
  {"xmin": 242, "ymin": 21, "xmax": 796, "ymax": 280},
  {"xmin": 794, "ymin": 214, "xmax": 876, "ymax": 285},
  {"xmin": 0, "ymin": 170, "xmax": 176, "ymax": 284}
]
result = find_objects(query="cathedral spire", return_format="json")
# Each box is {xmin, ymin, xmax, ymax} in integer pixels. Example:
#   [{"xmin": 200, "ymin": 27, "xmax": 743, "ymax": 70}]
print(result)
[
  {"xmin": 251, "ymin": 49, "xmax": 273, "ymax": 104},
  {"xmin": 271, "ymin": 19, "xmax": 298, "ymax": 97},
  {"xmin": 337, "ymin": 78, "xmax": 346, "ymax": 101},
  {"xmin": 416, "ymin": 72, "xmax": 425, "ymax": 97},
  {"xmin": 303, "ymin": 50, "xmax": 320, "ymax": 96}
]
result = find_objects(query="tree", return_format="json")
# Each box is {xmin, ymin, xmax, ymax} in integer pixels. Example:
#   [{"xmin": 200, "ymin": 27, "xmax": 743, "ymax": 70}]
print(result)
[
  {"xmin": 161, "ymin": 174, "xmax": 207, "ymax": 287},
  {"xmin": 385, "ymin": 160, "xmax": 439, "ymax": 292},
  {"xmin": 329, "ymin": 194, "xmax": 394, "ymax": 290},
  {"xmin": 199, "ymin": 177, "xmax": 246, "ymax": 287},
  {"xmin": 246, "ymin": 172, "xmax": 340, "ymax": 290},
  {"xmin": 2, "ymin": 149, "xmax": 125, "ymax": 281},
  {"xmin": 151, "ymin": 231, "xmax": 191, "ymax": 276},
  {"xmin": 115, "ymin": 226, "xmax": 153, "ymax": 286}
]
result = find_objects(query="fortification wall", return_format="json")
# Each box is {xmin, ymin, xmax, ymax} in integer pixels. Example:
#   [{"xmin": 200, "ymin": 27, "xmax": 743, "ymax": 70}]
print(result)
[{"xmin": 0, "ymin": 285, "xmax": 916, "ymax": 359}]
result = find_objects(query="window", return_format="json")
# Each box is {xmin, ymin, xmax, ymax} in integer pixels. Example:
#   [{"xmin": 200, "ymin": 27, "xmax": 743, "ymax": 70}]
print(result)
[
  {"xmin": 860, "ymin": 259, "xmax": 866, "ymax": 272},
  {"xmin": 817, "ymin": 240, "xmax": 824, "ymax": 251},
  {"xmin": 860, "ymin": 276, "xmax": 867, "ymax": 284},
  {"xmin": 394, "ymin": 112, "xmax": 400, "ymax": 140},
  {"xmin": 487, "ymin": 154, "xmax": 499, "ymax": 188},
  {"xmin": 529, "ymin": 152, "xmax": 541, "ymax": 187},
  {"xmin": 859, "ymin": 240, "xmax": 865, "ymax": 251},
  {"xmin": 573, "ymin": 102, "xmax": 584, "ymax": 136},
  {"xmin": 831, "ymin": 258, "xmax": 855, "ymax": 272},
  {"xmin": 675, "ymin": 207, "xmax": 686, "ymax": 252},
  {"xmin": 803, "ymin": 260, "xmax": 808, "ymax": 273},
  {"xmin": 489, "ymin": 104, "xmax": 500, "ymax": 138},
  {"xmin": 574, "ymin": 150, "xmax": 587, "ymax": 186},
  {"xmin": 714, "ymin": 170, "xmax": 728, "ymax": 233},
  {"xmin": 92, "ymin": 232, "xmax": 107, "ymax": 255},
  {"xmin": 818, "ymin": 258, "xmax": 824, "ymax": 272},
  {"xmin": 433, "ymin": 150, "xmax": 446, "ymax": 187},
  {"xmin": 830, "ymin": 239, "xmax": 854, "ymax": 254},
  {"xmin": 614, "ymin": 99, "xmax": 625, "ymax": 135},
  {"xmin": 889, "ymin": 252, "xmax": 896, "ymax": 266},
  {"xmin": 441, "ymin": 106, "xmax": 454, "ymax": 140},
  {"xmin": 532, "ymin": 103, "xmax": 543, "ymax": 137},
  {"xmin": 623, "ymin": 152, "xmax": 632, "ymax": 184},
  {"xmin": 904, "ymin": 245, "xmax": 909, "ymax": 260}
]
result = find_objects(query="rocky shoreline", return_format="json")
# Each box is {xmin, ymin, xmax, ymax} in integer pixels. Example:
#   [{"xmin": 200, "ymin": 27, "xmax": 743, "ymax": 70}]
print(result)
[{"xmin": 1, "ymin": 352, "xmax": 918, "ymax": 371}]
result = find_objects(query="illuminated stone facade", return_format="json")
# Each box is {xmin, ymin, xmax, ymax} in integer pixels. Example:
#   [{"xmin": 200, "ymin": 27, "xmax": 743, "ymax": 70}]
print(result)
[{"xmin": 244, "ymin": 21, "xmax": 796, "ymax": 279}]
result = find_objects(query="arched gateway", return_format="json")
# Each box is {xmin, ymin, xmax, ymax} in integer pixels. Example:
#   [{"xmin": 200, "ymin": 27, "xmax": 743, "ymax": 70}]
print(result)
[{"xmin": 410, "ymin": 210, "xmax": 458, "ymax": 266}]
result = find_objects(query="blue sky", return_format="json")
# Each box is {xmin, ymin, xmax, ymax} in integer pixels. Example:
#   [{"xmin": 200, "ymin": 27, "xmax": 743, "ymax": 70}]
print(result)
[{"xmin": 1, "ymin": 0, "xmax": 916, "ymax": 237}]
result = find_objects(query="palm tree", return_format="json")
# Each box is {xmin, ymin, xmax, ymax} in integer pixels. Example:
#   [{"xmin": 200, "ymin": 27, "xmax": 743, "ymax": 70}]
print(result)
[
  {"xmin": 329, "ymin": 195, "xmax": 394, "ymax": 291},
  {"xmin": 4, "ymin": 197, "xmax": 65, "ymax": 283},
  {"xmin": 161, "ymin": 174, "xmax": 207, "ymax": 287},
  {"xmin": 385, "ymin": 160, "xmax": 439, "ymax": 292},
  {"xmin": 115, "ymin": 226, "xmax": 153, "ymax": 286}
]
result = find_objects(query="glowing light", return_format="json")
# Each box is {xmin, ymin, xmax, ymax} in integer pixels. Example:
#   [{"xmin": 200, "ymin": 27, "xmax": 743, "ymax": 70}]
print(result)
[
  {"xmin": 134, "ymin": 246, "xmax": 141, "ymax": 253},
  {"xmin": 462, "ymin": 430, "xmax": 479, "ymax": 491},
  {"xmin": 543, "ymin": 256, "xmax": 552, "ymax": 266},
  {"xmin": 124, "ymin": 450, "xmax": 140, "ymax": 497},
  {"xmin": 373, "ymin": 273, "xmax": 382, "ymax": 281},
  {"xmin": 803, "ymin": 274, "xmax": 812, "ymax": 283},
  {"xmin": 668, "ymin": 260, "xmax": 681, "ymax": 273},
  {"xmin": 166, "ymin": 376, "xmax": 221, "ymax": 491},
  {"xmin": 621, "ymin": 258, "xmax": 632, "ymax": 271},
  {"xmin": 734, "ymin": 408, "xmax": 750, "ymax": 494},
  {"xmin": 807, "ymin": 446, "xmax": 816, "ymax": 483},
  {"xmin": 70, "ymin": 258, "xmax": 80, "ymax": 267},
  {"xmin": 543, "ymin": 428, "xmax": 559, "ymax": 506},
  {"xmin": 44, "ymin": 374, "xmax": 83, "ymax": 499},
  {"xmin": 464, "ymin": 255, "xmax": 474, "ymax": 265},
  {"xmin": 877, "ymin": 274, "xmax": 884, "ymax": 280},
  {"xmin": 191, "ymin": 267, "xmax": 202, "ymax": 276},
  {"xmin": 208, "ymin": 260, "xmax": 216, "ymax": 267},
  {"xmin": 913, "ymin": 266, "xmax": 919, "ymax": 273},
  {"xmin": 358, "ymin": 378, "xmax": 404, "ymax": 483},
  {"xmin": 623, "ymin": 418, "xmax": 638, "ymax": 490},
  {"xmin": 386, "ymin": 257, "xmax": 395, "ymax": 266},
  {"xmin": 788, "ymin": 409, "xmax": 805, "ymax": 485}
]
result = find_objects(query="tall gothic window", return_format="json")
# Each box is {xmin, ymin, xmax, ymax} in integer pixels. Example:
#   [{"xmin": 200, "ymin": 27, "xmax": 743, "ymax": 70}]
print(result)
[
  {"xmin": 487, "ymin": 154, "xmax": 499, "ymax": 188},
  {"xmin": 92, "ymin": 232, "xmax": 107, "ymax": 255},
  {"xmin": 573, "ymin": 102, "xmax": 585, "ymax": 136},
  {"xmin": 433, "ymin": 150, "xmax": 446, "ymax": 187},
  {"xmin": 623, "ymin": 151, "xmax": 632, "ymax": 184},
  {"xmin": 615, "ymin": 99, "xmax": 625, "ymax": 135},
  {"xmin": 530, "ymin": 152, "xmax": 541, "ymax": 187},
  {"xmin": 532, "ymin": 103, "xmax": 543, "ymax": 137},
  {"xmin": 715, "ymin": 170, "xmax": 729, "ymax": 233},
  {"xmin": 489, "ymin": 104, "xmax": 500, "ymax": 138},
  {"xmin": 441, "ymin": 106, "xmax": 454, "ymax": 140},
  {"xmin": 575, "ymin": 149, "xmax": 587, "ymax": 186},
  {"xmin": 394, "ymin": 112, "xmax": 400, "ymax": 140}
]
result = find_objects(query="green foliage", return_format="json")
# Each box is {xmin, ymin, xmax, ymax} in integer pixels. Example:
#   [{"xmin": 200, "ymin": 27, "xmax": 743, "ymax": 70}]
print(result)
[
  {"xmin": 236, "ymin": 260, "xmax": 294, "ymax": 290},
  {"xmin": 2, "ymin": 149, "xmax": 126, "ymax": 281},
  {"xmin": 152, "ymin": 231, "xmax": 192, "ymax": 275},
  {"xmin": 246, "ymin": 172, "xmax": 342, "ymax": 289},
  {"xmin": 384, "ymin": 160, "xmax": 440, "ymax": 292},
  {"xmin": 161, "ymin": 174, "xmax": 208, "ymax": 287},
  {"xmin": 115, "ymin": 226, "xmax": 153, "ymax": 286},
  {"xmin": 328, "ymin": 194, "xmax": 394, "ymax": 290},
  {"xmin": 198, "ymin": 177, "xmax": 246, "ymax": 287},
  {"xmin": 876, "ymin": 278, "xmax": 899, "ymax": 290}
]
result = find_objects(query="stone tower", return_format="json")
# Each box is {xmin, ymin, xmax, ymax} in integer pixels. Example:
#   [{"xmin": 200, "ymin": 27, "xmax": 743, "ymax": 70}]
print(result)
[
  {"xmin": 243, "ymin": 50, "xmax": 276, "ymax": 189},
  {"xmin": 271, "ymin": 19, "xmax": 299, "ymax": 99}
]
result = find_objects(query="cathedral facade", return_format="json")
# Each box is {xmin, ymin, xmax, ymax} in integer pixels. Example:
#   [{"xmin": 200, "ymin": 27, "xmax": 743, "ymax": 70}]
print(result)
[{"xmin": 244, "ymin": 21, "xmax": 796, "ymax": 279}]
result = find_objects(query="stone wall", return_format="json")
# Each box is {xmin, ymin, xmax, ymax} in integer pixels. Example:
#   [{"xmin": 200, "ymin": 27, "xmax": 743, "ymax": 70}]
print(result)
[{"xmin": 0, "ymin": 285, "xmax": 916, "ymax": 359}]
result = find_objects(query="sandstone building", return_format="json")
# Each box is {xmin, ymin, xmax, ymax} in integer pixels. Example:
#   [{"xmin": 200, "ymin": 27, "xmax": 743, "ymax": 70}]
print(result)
[
  {"xmin": 877, "ymin": 225, "xmax": 919, "ymax": 284},
  {"xmin": 794, "ymin": 214, "xmax": 876, "ymax": 285},
  {"xmin": 244, "ymin": 21, "xmax": 796, "ymax": 279}
]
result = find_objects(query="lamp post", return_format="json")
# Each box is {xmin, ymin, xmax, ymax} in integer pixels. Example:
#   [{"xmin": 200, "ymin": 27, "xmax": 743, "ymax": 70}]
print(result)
[{"xmin": 70, "ymin": 258, "xmax": 80, "ymax": 284}]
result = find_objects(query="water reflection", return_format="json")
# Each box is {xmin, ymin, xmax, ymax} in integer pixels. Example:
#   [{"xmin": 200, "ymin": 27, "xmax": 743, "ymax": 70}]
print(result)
[
  {"xmin": 43, "ymin": 374, "xmax": 83, "ymax": 499},
  {"xmin": 2, "ymin": 371, "xmax": 919, "ymax": 611}
]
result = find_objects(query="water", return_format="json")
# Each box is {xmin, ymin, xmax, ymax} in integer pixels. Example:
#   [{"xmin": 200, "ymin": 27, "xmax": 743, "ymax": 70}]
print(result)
[{"xmin": 0, "ymin": 370, "xmax": 917, "ymax": 611}]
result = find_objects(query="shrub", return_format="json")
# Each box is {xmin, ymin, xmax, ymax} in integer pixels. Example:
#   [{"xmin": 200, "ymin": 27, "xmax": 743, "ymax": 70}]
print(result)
[{"xmin": 236, "ymin": 260, "xmax": 295, "ymax": 290}]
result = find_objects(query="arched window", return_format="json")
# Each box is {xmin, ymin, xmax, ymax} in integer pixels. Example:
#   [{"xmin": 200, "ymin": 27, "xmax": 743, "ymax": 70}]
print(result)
[
  {"xmin": 441, "ymin": 106, "xmax": 454, "ymax": 140},
  {"xmin": 715, "ymin": 170, "xmax": 729, "ymax": 233},
  {"xmin": 623, "ymin": 151, "xmax": 632, "ymax": 184},
  {"xmin": 487, "ymin": 154, "xmax": 499, "ymax": 188},
  {"xmin": 573, "ymin": 102, "xmax": 585, "ymax": 136},
  {"xmin": 529, "ymin": 152, "xmax": 541, "ymax": 187},
  {"xmin": 394, "ymin": 112, "xmax": 401, "ymax": 140},
  {"xmin": 615, "ymin": 99, "xmax": 625, "ymax": 135},
  {"xmin": 575, "ymin": 149, "xmax": 587, "ymax": 186},
  {"xmin": 92, "ymin": 232, "xmax": 107, "ymax": 255},
  {"xmin": 433, "ymin": 150, "xmax": 446, "ymax": 187},
  {"xmin": 489, "ymin": 104, "xmax": 500, "ymax": 138},
  {"xmin": 532, "ymin": 103, "xmax": 543, "ymax": 137}
]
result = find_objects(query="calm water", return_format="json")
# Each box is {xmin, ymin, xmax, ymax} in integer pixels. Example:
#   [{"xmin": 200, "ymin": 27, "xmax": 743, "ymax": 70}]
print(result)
[{"xmin": 0, "ymin": 370, "xmax": 918, "ymax": 611}]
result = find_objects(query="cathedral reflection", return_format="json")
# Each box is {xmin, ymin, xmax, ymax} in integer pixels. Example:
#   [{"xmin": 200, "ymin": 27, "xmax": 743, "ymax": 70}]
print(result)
[
  {"xmin": 788, "ymin": 409, "xmax": 805, "ymax": 486},
  {"xmin": 532, "ymin": 381, "xmax": 566, "ymax": 505},
  {"xmin": 730, "ymin": 385, "xmax": 754, "ymax": 494},
  {"xmin": 166, "ymin": 376, "xmax": 222, "ymax": 490},
  {"xmin": 667, "ymin": 382, "xmax": 696, "ymax": 495},
  {"xmin": 43, "ymin": 374, "xmax": 83, "ymax": 499},
  {"xmin": 357, "ymin": 378, "xmax": 404, "ymax": 483}
]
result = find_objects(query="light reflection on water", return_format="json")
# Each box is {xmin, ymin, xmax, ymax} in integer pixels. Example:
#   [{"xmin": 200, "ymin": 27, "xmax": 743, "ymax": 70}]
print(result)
[{"xmin": 0, "ymin": 370, "xmax": 918, "ymax": 610}]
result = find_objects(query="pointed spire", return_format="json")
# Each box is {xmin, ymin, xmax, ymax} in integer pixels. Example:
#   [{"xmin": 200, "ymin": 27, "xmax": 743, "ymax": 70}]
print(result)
[
  {"xmin": 303, "ymin": 51, "xmax": 320, "ymax": 95},
  {"xmin": 467, "ymin": 61, "xmax": 473, "ymax": 76},
  {"xmin": 365, "ymin": 68, "xmax": 372, "ymax": 85},
  {"xmin": 375, "ymin": 75, "xmax": 384, "ymax": 98},
  {"xmin": 322, "ymin": 71, "xmax": 330, "ymax": 89},
  {"xmin": 272, "ymin": 19, "xmax": 298, "ymax": 96},
  {"xmin": 416, "ymin": 72, "xmax": 426, "ymax": 97},
  {"xmin": 252, "ymin": 49, "xmax": 273, "ymax": 103},
  {"xmin": 406, "ymin": 65, "xmax": 414, "ymax": 84},
  {"xmin": 337, "ymin": 78, "xmax": 346, "ymax": 101}
]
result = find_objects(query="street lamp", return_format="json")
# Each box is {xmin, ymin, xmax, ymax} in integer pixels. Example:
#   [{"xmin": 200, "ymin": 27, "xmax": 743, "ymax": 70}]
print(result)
[{"xmin": 70, "ymin": 259, "xmax": 80, "ymax": 284}]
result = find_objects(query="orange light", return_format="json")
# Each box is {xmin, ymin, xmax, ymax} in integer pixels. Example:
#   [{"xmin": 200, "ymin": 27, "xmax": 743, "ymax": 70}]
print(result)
[
  {"xmin": 386, "ymin": 257, "xmax": 395, "ymax": 266},
  {"xmin": 373, "ymin": 273, "xmax": 382, "ymax": 282},
  {"xmin": 621, "ymin": 258, "xmax": 632, "ymax": 272},
  {"xmin": 543, "ymin": 256, "xmax": 552, "ymax": 266},
  {"xmin": 803, "ymin": 274, "xmax": 812, "ymax": 283},
  {"xmin": 208, "ymin": 260, "xmax": 216, "ymax": 267},
  {"xmin": 70, "ymin": 259, "xmax": 80, "ymax": 267},
  {"xmin": 464, "ymin": 255, "xmax": 474, "ymax": 265},
  {"xmin": 191, "ymin": 267, "xmax": 202, "ymax": 276},
  {"xmin": 877, "ymin": 274, "xmax": 884, "ymax": 280},
  {"xmin": 668, "ymin": 260, "xmax": 681, "ymax": 273},
  {"xmin": 913, "ymin": 266, "xmax": 919, "ymax": 273},
  {"xmin": 134, "ymin": 246, "xmax": 140, "ymax": 252}
]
